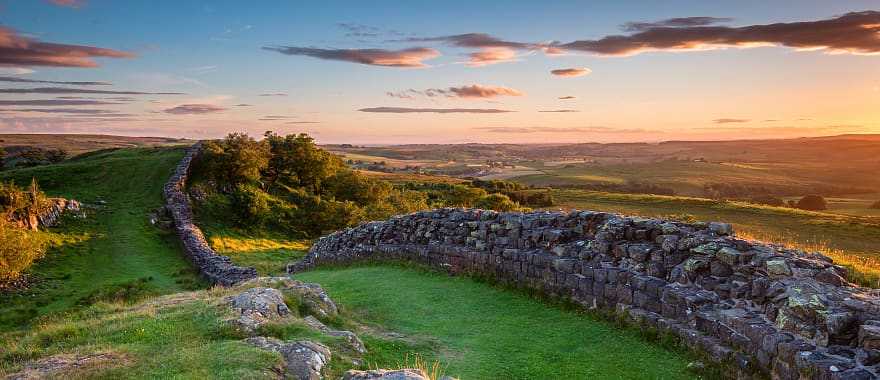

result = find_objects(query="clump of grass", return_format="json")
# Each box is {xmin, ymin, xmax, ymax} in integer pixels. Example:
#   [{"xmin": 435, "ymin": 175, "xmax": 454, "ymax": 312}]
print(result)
[
  {"xmin": 736, "ymin": 230, "xmax": 880, "ymax": 288},
  {"xmin": 394, "ymin": 353, "xmax": 444, "ymax": 380}
]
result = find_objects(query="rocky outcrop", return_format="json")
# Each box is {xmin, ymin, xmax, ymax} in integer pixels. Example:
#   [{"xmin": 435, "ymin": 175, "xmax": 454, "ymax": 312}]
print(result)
[
  {"xmin": 291, "ymin": 208, "xmax": 880, "ymax": 379},
  {"xmin": 6, "ymin": 198, "xmax": 81, "ymax": 231},
  {"xmin": 226, "ymin": 287, "xmax": 292, "ymax": 333},
  {"xmin": 342, "ymin": 369, "xmax": 428, "ymax": 380},
  {"xmin": 246, "ymin": 337, "xmax": 331, "ymax": 380},
  {"xmin": 163, "ymin": 144, "xmax": 257, "ymax": 286}
]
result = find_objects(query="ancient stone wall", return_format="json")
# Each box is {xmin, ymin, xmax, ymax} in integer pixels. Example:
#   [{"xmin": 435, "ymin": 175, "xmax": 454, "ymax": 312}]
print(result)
[
  {"xmin": 164, "ymin": 144, "xmax": 257, "ymax": 286},
  {"xmin": 290, "ymin": 208, "xmax": 880, "ymax": 379}
]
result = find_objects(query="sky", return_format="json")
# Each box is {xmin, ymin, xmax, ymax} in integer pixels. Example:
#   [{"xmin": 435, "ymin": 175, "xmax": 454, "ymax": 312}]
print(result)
[{"xmin": 0, "ymin": 0, "xmax": 878, "ymax": 144}]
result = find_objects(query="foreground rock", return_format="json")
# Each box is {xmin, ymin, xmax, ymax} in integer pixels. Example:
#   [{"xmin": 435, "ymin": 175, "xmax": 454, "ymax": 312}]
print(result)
[
  {"xmin": 343, "ymin": 369, "xmax": 428, "ymax": 380},
  {"xmin": 226, "ymin": 287, "xmax": 292, "ymax": 333},
  {"xmin": 246, "ymin": 337, "xmax": 330, "ymax": 380},
  {"xmin": 292, "ymin": 208, "xmax": 880, "ymax": 379},
  {"xmin": 304, "ymin": 315, "xmax": 366, "ymax": 354}
]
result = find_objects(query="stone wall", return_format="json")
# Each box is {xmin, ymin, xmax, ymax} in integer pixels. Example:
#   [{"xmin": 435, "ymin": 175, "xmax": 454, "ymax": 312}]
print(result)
[
  {"xmin": 7, "ymin": 198, "xmax": 80, "ymax": 231},
  {"xmin": 290, "ymin": 208, "xmax": 880, "ymax": 379},
  {"xmin": 164, "ymin": 144, "xmax": 257, "ymax": 286}
]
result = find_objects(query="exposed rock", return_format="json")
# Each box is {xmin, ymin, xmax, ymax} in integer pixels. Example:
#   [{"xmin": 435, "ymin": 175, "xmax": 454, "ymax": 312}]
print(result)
[
  {"xmin": 246, "ymin": 337, "xmax": 330, "ymax": 380},
  {"xmin": 285, "ymin": 282, "xmax": 338, "ymax": 319},
  {"xmin": 227, "ymin": 287, "xmax": 291, "ymax": 333},
  {"xmin": 303, "ymin": 315, "xmax": 366, "ymax": 354},
  {"xmin": 5, "ymin": 352, "xmax": 128, "ymax": 379},
  {"xmin": 291, "ymin": 208, "xmax": 880, "ymax": 379},
  {"xmin": 343, "ymin": 369, "xmax": 428, "ymax": 380}
]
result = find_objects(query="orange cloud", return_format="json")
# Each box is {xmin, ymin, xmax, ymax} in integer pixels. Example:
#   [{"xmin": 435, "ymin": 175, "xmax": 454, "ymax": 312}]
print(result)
[
  {"xmin": 551, "ymin": 68, "xmax": 592, "ymax": 77},
  {"xmin": 467, "ymin": 47, "xmax": 518, "ymax": 66},
  {"xmin": 387, "ymin": 84, "xmax": 524, "ymax": 99},
  {"xmin": 0, "ymin": 27, "xmax": 132, "ymax": 67},
  {"xmin": 262, "ymin": 46, "xmax": 440, "ymax": 67},
  {"xmin": 359, "ymin": 107, "xmax": 513, "ymax": 114}
]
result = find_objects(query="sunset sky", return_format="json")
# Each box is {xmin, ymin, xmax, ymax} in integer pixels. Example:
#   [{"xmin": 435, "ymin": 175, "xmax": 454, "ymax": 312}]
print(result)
[{"xmin": 1, "ymin": 0, "xmax": 879, "ymax": 144}]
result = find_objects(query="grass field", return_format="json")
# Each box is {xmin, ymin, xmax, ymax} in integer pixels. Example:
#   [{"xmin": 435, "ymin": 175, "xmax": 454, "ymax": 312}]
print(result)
[
  {"xmin": 0, "ymin": 134, "xmax": 190, "ymax": 156},
  {"xmin": 297, "ymin": 265, "xmax": 703, "ymax": 379},
  {"xmin": 0, "ymin": 147, "xmax": 203, "ymax": 331}
]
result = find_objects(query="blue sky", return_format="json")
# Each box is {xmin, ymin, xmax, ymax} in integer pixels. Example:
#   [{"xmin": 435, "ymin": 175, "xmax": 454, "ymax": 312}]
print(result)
[{"xmin": 1, "ymin": 1, "xmax": 878, "ymax": 143}]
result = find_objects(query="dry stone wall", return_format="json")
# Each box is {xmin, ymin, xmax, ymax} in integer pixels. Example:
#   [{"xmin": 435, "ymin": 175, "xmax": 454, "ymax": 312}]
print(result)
[
  {"xmin": 290, "ymin": 208, "xmax": 880, "ymax": 379},
  {"xmin": 164, "ymin": 144, "xmax": 257, "ymax": 286}
]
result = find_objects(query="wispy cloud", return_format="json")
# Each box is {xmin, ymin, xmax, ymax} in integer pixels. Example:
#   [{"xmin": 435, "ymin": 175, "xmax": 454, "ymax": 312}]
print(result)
[
  {"xmin": 0, "ymin": 99, "xmax": 121, "ymax": 106},
  {"xmin": 475, "ymin": 126, "xmax": 657, "ymax": 134},
  {"xmin": 163, "ymin": 104, "xmax": 226, "ymax": 114},
  {"xmin": 258, "ymin": 92, "xmax": 287, "ymax": 97},
  {"xmin": 621, "ymin": 16, "xmax": 733, "ymax": 32},
  {"xmin": 47, "ymin": 0, "xmax": 85, "ymax": 8},
  {"xmin": 285, "ymin": 121, "xmax": 320, "ymax": 124},
  {"xmin": 0, "ymin": 87, "xmax": 184, "ymax": 95},
  {"xmin": 387, "ymin": 84, "xmax": 524, "ymax": 99},
  {"xmin": 558, "ymin": 96, "xmax": 576, "ymax": 100},
  {"xmin": 0, "ymin": 27, "xmax": 132, "ymax": 67},
  {"xmin": 338, "ymin": 23, "xmax": 406, "ymax": 39},
  {"xmin": 551, "ymin": 68, "xmax": 591, "ymax": 77},
  {"xmin": 539, "ymin": 109, "xmax": 580, "ymax": 113},
  {"xmin": 713, "ymin": 118, "xmax": 750, "ymax": 124},
  {"xmin": 263, "ymin": 46, "xmax": 440, "ymax": 67},
  {"xmin": 559, "ymin": 11, "xmax": 880, "ymax": 56},
  {"xmin": 259, "ymin": 115, "xmax": 295, "ymax": 121},
  {"xmin": 0, "ymin": 76, "xmax": 110, "ymax": 85},
  {"xmin": 359, "ymin": 107, "xmax": 513, "ymax": 114},
  {"xmin": 2, "ymin": 108, "xmax": 122, "ymax": 115}
]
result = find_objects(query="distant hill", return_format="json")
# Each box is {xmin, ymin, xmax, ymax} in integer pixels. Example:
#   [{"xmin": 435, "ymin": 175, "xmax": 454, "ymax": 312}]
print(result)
[{"xmin": 0, "ymin": 134, "xmax": 192, "ymax": 156}]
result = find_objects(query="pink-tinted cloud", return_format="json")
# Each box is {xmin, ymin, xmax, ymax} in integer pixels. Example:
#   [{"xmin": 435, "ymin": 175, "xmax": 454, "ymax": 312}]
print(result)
[
  {"xmin": 713, "ymin": 118, "xmax": 750, "ymax": 124},
  {"xmin": 551, "ymin": 68, "xmax": 592, "ymax": 77},
  {"xmin": 0, "ymin": 76, "xmax": 110, "ymax": 85},
  {"xmin": 558, "ymin": 96, "xmax": 576, "ymax": 100},
  {"xmin": 621, "ymin": 16, "xmax": 733, "ymax": 32},
  {"xmin": 538, "ymin": 109, "xmax": 580, "ymax": 113},
  {"xmin": 467, "ymin": 47, "xmax": 518, "ymax": 66},
  {"xmin": 359, "ymin": 107, "xmax": 513, "ymax": 114},
  {"xmin": 0, "ymin": 27, "xmax": 132, "ymax": 68},
  {"xmin": 475, "ymin": 126, "xmax": 657, "ymax": 134},
  {"xmin": 559, "ymin": 11, "xmax": 880, "ymax": 56},
  {"xmin": 0, "ymin": 87, "xmax": 183, "ymax": 95},
  {"xmin": 387, "ymin": 84, "xmax": 523, "ymax": 99},
  {"xmin": 262, "ymin": 46, "xmax": 439, "ymax": 67},
  {"xmin": 164, "ymin": 104, "xmax": 227, "ymax": 115},
  {"xmin": 0, "ymin": 99, "xmax": 121, "ymax": 106},
  {"xmin": 47, "ymin": 0, "xmax": 85, "ymax": 7}
]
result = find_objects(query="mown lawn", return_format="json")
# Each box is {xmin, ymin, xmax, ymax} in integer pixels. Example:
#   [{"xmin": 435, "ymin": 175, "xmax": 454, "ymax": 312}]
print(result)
[
  {"xmin": 297, "ymin": 265, "xmax": 702, "ymax": 380},
  {"xmin": 0, "ymin": 147, "xmax": 203, "ymax": 331}
]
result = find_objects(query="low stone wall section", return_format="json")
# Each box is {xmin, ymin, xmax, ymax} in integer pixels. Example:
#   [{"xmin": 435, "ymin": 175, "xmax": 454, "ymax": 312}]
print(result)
[
  {"xmin": 164, "ymin": 144, "xmax": 257, "ymax": 286},
  {"xmin": 290, "ymin": 208, "xmax": 880, "ymax": 379}
]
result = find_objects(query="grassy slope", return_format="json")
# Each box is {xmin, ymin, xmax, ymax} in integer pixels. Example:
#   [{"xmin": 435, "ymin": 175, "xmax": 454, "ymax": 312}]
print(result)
[
  {"xmin": 297, "ymin": 266, "xmax": 700, "ymax": 380},
  {"xmin": 0, "ymin": 134, "xmax": 191, "ymax": 156},
  {"xmin": 0, "ymin": 147, "xmax": 203, "ymax": 330}
]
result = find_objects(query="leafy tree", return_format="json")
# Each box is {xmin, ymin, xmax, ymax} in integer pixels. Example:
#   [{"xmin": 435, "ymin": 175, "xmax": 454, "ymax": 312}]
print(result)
[
  {"xmin": 795, "ymin": 195, "xmax": 827, "ymax": 211},
  {"xmin": 475, "ymin": 193, "xmax": 521, "ymax": 212},
  {"xmin": 46, "ymin": 148, "xmax": 68, "ymax": 163},
  {"xmin": 444, "ymin": 185, "xmax": 487, "ymax": 207},
  {"xmin": 263, "ymin": 132, "xmax": 343, "ymax": 193},
  {"xmin": 0, "ymin": 219, "xmax": 46, "ymax": 282},
  {"xmin": 201, "ymin": 133, "xmax": 269, "ymax": 186}
]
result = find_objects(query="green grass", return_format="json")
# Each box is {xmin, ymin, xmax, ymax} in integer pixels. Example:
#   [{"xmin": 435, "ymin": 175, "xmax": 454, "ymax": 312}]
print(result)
[
  {"xmin": 0, "ymin": 147, "xmax": 204, "ymax": 331},
  {"xmin": 296, "ymin": 265, "xmax": 702, "ymax": 379}
]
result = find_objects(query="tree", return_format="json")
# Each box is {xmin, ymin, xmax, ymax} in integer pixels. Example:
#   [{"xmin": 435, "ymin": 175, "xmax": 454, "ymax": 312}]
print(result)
[
  {"xmin": 46, "ymin": 148, "xmax": 68, "ymax": 163},
  {"xmin": 795, "ymin": 195, "xmax": 827, "ymax": 211},
  {"xmin": 201, "ymin": 133, "xmax": 269, "ymax": 186},
  {"xmin": 263, "ymin": 132, "xmax": 343, "ymax": 193},
  {"xmin": 444, "ymin": 185, "xmax": 487, "ymax": 207},
  {"xmin": 475, "ymin": 193, "xmax": 520, "ymax": 212}
]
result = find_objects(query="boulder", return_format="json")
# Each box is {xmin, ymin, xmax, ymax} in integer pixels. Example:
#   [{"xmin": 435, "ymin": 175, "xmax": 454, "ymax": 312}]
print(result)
[
  {"xmin": 285, "ymin": 282, "xmax": 339, "ymax": 319},
  {"xmin": 246, "ymin": 337, "xmax": 330, "ymax": 380},
  {"xmin": 227, "ymin": 287, "xmax": 291, "ymax": 333}
]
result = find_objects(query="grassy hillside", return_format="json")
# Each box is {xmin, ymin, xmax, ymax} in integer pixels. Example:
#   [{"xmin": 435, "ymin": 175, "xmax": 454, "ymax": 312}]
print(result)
[
  {"xmin": 297, "ymin": 266, "xmax": 703, "ymax": 379},
  {"xmin": 0, "ymin": 147, "xmax": 203, "ymax": 330},
  {"xmin": 0, "ymin": 134, "xmax": 190, "ymax": 156}
]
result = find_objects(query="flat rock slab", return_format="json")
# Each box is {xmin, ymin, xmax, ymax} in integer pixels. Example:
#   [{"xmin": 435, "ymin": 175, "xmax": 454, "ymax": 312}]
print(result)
[{"xmin": 246, "ymin": 337, "xmax": 330, "ymax": 380}]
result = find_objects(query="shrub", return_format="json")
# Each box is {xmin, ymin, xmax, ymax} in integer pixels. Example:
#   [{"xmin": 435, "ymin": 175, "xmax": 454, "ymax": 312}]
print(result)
[
  {"xmin": 795, "ymin": 195, "xmax": 827, "ymax": 211},
  {"xmin": 749, "ymin": 195, "xmax": 785, "ymax": 207},
  {"xmin": 475, "ymin": 193, "xmax": 520, "ymax": 212},
  {"xmin": 870, "ymin": 200, "xmax": 880, "ymax": 209},
  {"xmin": 0, "ymin": 219, "xmax": 46, "ymax": 282}
]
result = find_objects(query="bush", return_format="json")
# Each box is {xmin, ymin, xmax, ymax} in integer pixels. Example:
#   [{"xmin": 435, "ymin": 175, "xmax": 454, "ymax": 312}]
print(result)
[
  {"xmin": 0, "ymin": 219, "xmax": 46, "ymax": 282},
  {"xmin": 749, "ymin": 195, "xmax": 785, "ymax": 207},
  {"xmin": 795, "ymin": 195, "xmax": 827, "ymax": 211},
  {"xmin": 870, "ymin": 200, "xmax": 880, "ymax": 210},
  {"xmin": 475, "ymin": 193, "xmax": 521, "ymax": 212}
]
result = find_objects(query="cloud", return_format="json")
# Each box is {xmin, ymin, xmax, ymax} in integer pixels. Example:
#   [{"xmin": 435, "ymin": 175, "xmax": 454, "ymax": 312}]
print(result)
[
  {"xmin": 0, "ymin": 27, "xmax": 132, "ymax": 67},
  {"xmin": 0, "ymin": 67, "xmax": 34, "ymax": 75},
  {"xmin": 259, "ymin": 115, "xmax": 295, "ymax": 121},
  {"xmin": 475, "ymin": 126, "xmax": 656, "ymax": 134},
  {"xmin": 387, "ymin": 84, "xmax": 524, "ymax": 99},
  {"xmin": 400, "ymin": 33, "xmax": 536, "ymax": 50},
  {"xmin": 558, "ymin": 11, "xmax": 880, "ymax": 56},
  {"xmin": 551, "ymin": 68, "xmax": 591, "ymax": 77},
  {"xmin": 713, "ymin": 118, "xmax": 750, "ymax": 124},
  {"xmin": 285, "ymin": 121, "xmax": 320, "ymax": 124},
  {"xmin": 467, "ymin": 47, "xmax": 518, "ymax": 66},
  {"xmin": 263, "ymin": 46, "xmax": 440, "ymax": 67},
  {"xmin": 2, "ymin": 108, "xmax": 121, "ymax": 115},
  {"xmin": 539, "ymin": 109, "xmax": 580, "ymax": 113},
  {"xmin": 621, "ymin": 16, "xmax": 733, "ymax": 32},
  {"xmin": 0, "ymin": 76, "xmax": 110, "ymax": 85},
  {"xmin": 359, "ymin": 107, "xmax": 513, "ymax": 114},
  {"xmin": 47, "ymin": 0, "xmax": 85, "ymax": 7},
  {"xmin": 163, "ymin": 104, "xmax": 227, "ymax": 115},
  {"xmin": 258, "ymin": 92, "xmax": 287, "ymax": 97},
  {"xmin": 234, "ymin": 103, "xmax": 253, "ymax": 107},
  {"xmin": 0, "ymin": 87, "xmax": 184, "ymax": 95},
  {"xmin": 0, "ymin": 99, "xmax": 121, "ymax": 106},
  {"xmin": 338, "ymin": 23, "xmax": 406, "ymax": 39},
  {"xmin": 558, "ymin": 96, "xmax": 576, "ymax": 100}
]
